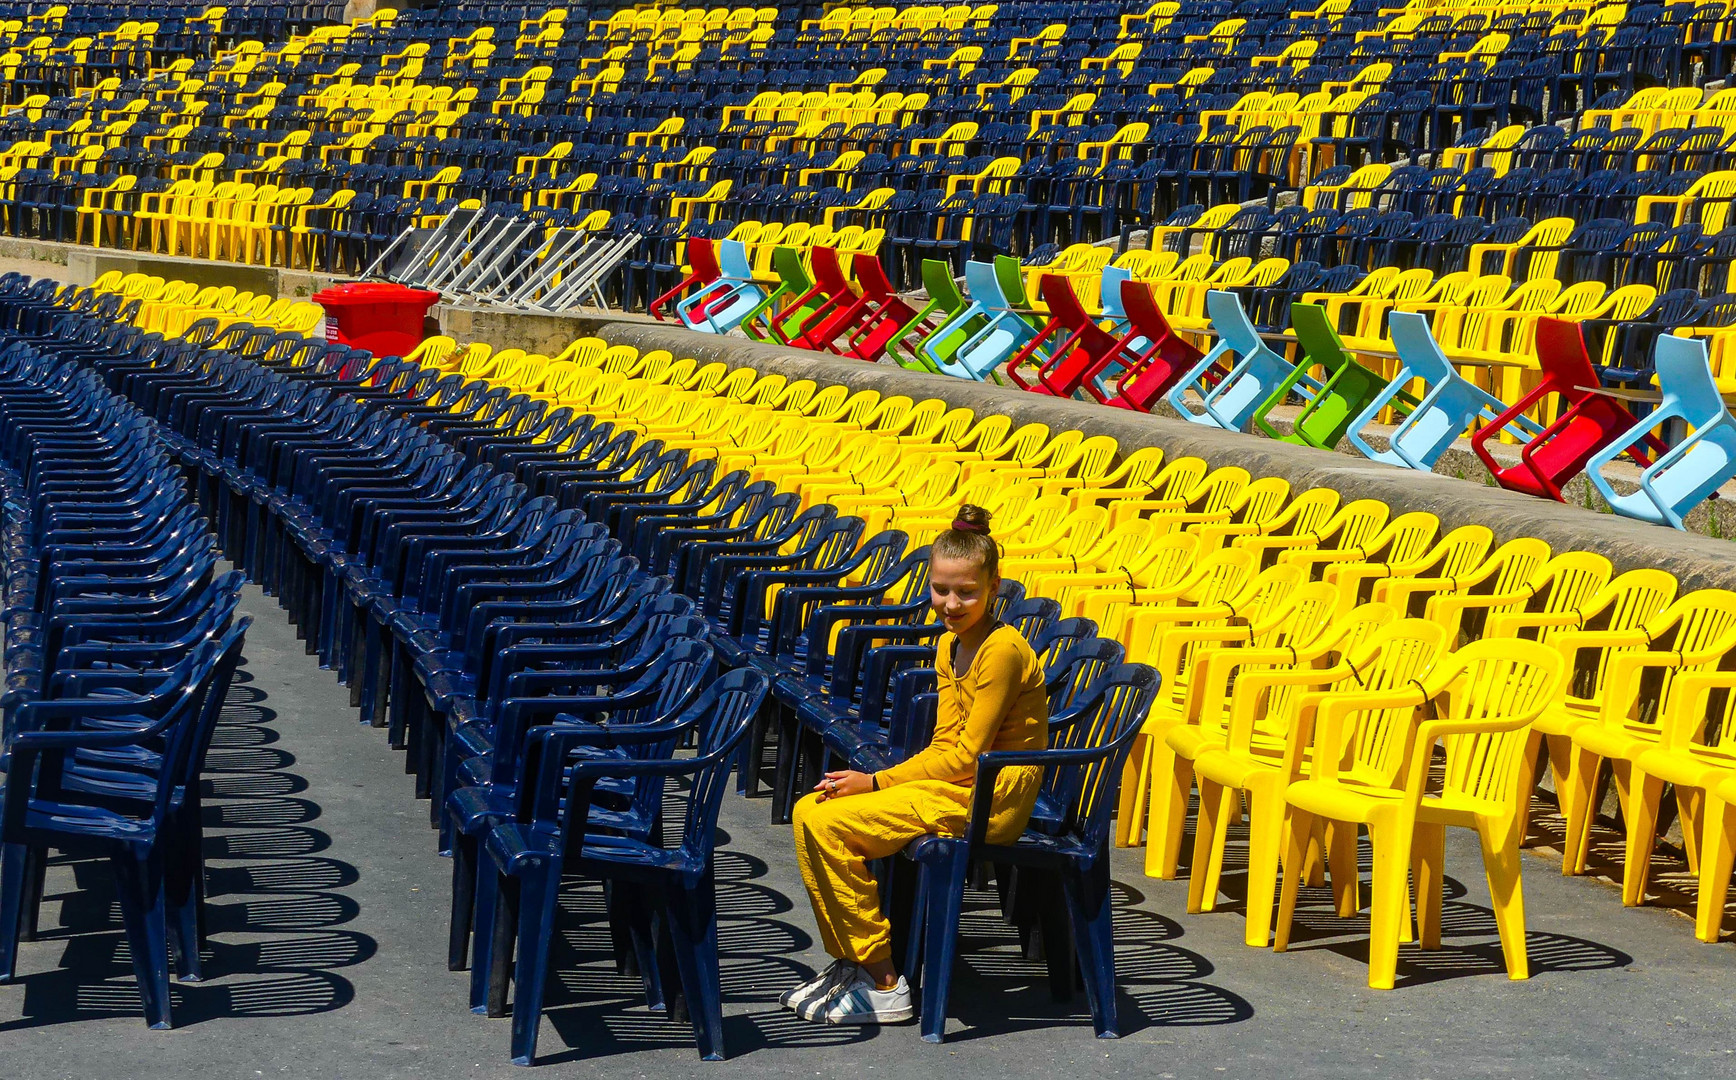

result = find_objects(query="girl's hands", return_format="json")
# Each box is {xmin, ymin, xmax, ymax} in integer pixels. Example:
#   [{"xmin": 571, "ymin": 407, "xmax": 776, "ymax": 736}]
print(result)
[{"xmin": 814, "ymin": 769, "xmax": 875, "ymax": 801}]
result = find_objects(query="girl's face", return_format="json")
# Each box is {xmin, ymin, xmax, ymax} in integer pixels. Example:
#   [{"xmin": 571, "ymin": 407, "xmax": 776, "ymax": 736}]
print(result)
[{"xmin": 930, "ymin": 554, "xmax": 998, "ymax": 637}]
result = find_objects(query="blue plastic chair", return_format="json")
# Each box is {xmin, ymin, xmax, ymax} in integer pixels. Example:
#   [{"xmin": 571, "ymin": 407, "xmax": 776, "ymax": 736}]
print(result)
[
  {"xmin": 0, "ymin": 630, "xmax": 246, "ymax": 1029},
  {"xmin": 443, "ymin": 634, "xmax": 716, "ymax": 965},
  {"xmin": 1347, "ymin": 311, "xmax": 1545, "ymax": 470},
  {"xmin": 676, "ymin": 239, "xmax": 767, "ymax": 334},
  {"xmin": 1166, "ymin": 290, "xmax": 1320, "ymax": 430},
  {"xmin": 476, "ymin": 668, "xmax": 770, "ymax": 1065},
  {"xmin": 900, "ymin": 663, "xmax": 1159, "ymax": 1043},
  {"xmin": 929, "ymin": 260, "xmax": 1039, "ymax": 382},
  {"xmin": 1586, "ymin": 334, "xmax": 1736, "ymax": 529}
]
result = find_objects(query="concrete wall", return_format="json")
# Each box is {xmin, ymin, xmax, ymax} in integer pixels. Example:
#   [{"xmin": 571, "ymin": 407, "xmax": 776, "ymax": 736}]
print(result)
[{"xmin": 0, "ymin": 237, "xmax": 343, "ymax": 300}]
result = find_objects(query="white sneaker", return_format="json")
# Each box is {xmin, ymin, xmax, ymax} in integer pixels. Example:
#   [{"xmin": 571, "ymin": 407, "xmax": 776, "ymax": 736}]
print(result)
[
  {"xmin": 817, "ymin": 971, "xmax": 914, "ymax": 1025},
  {"xmin": 779, "ymin": 958, "xmax": 854, "ymax": 1013},
  {"xmin": 796, "ymin": 962, "xmax": 865, "ymax": 1021}
]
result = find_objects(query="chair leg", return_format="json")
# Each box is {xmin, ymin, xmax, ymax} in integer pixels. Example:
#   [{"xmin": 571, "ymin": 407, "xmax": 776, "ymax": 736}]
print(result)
[
  {"xmin": 1621, "ymin": 766, "xmax": 1665, "ymax": 907},
  {"xmin": 1185, "ymin": 778, "xmax": 1233, "ymax": 915},
  {"xmin": 1273, "ymin": 808, "xmax": 1315, "ymax": 953},
  {"xmin": 610, "ymin": 881, "xmax": 665, "ymax": 1011},
  {"xmin": 1242, "ymin": 778, "xmax": 1287, "ymax": 948},
  {"xmin": 508, "ymin": 860, "xmax": 562, "ymax": 1068},
  {"xmin": 1144, "ymin": 738, "xmax": 1190, "ymax": 880},
  {"xmin": 165, "ymin": 815, "xmax": 205, "ymax": 982},
  {"xmin": 1061, "ymin": 859, "xmax": 1119, "ymax": 1039},
  {"xmin": 918, "ymin": 844, "xmax": 970, "ymax": 1044},
  {"xmin": 19, "ymin": 844, "xmax": 45, "ymax": 940},
  {"xmin": 112, "ymin": 850, "xmax": 173, "ymax": 1029},
  {"xmin": 448, "ymin": 829, "xmax": 476, "ymax": 971},
  {"xmin": 469, "ymin": 862, "xmax": 506, "ymax": 1014},
  {"xmin": 1411, "ymin": 823, "xmax": 1446, "ymax": 951},
  {"xmin": 0, "ymin": 841, "xmax": 28, "ymax": 980},
  {"xmin": 1695, "ymin": 793, "xmax": 1736, "ymax": 943},
  {"xmin": 901, "ymin": 861, "xmax": 929, "ymax": 994},
  {"xmin": 1476, "ymin": 814, "xmax": 1529, "ymax": 981},
  {"xmin": 1562, "ymin": 747, "xmax": 1602, "ymax": 875},
  {"xmin": 1364, "ymin": 819, "xmax": 1413, "ymax": 991},
  {"xmin": 662, "ymin": 877, "xmax": 726, "ymax": 1061},
  {"xmin": 1113, "ymin": 737, "xmax": 1148, "ymax": 847},
  {"xmin": 1322, "ymin": 821, "xmax": 1360, "ymax": 919},
  {"xmin": 1677, "ymin": 785, "xmax": 1705, "ymax": 874}
]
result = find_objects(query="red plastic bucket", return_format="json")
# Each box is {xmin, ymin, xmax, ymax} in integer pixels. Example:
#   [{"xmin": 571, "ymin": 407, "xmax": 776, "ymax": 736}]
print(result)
[{"xmin": 312, "ymin": 282, "xmax": 440, "ymax": 357}]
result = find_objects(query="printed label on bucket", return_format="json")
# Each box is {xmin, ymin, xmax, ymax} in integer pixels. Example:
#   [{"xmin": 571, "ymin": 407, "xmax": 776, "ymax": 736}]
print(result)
[{"xmin": 324, "ymin": 316, "xmax": 339, "ymax": 343}]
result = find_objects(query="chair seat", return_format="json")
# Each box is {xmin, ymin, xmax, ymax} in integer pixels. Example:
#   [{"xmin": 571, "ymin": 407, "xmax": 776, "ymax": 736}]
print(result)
[
  {"xmin": 26, "ymin": 799, "xmax": 158, "ymax": 843},
  {"xmin": 487, "ymin": 820, "xmax": 702, "ymax": 878}
]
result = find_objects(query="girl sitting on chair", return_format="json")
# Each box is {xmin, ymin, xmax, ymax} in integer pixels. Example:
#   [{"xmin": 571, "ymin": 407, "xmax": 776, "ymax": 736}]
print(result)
[{"xmin": 785, "ymin": 504, "xmax": 1048, "ymax": 1024}]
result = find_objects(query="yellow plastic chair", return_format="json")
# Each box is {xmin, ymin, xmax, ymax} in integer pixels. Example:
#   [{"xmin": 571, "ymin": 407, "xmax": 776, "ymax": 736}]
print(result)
[
  {"xmin": 1274, "ymin": 637, "xmax": 1563, "ymax": 989},
  {"xmin": 1496, "ymin": 568, "xmax": 1678, "ymax": 838},
  {"xmin": 1561, "ymin": 590, "xmax": 1736, "ymax": 884},
  {"xmin": 1183, "ymin": 599, "xmax": 1401, "ymax": 944}
]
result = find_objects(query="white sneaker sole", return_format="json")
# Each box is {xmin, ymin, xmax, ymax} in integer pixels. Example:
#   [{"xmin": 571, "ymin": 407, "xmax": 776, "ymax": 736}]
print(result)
[{"xmin": 826, "ymin": 1004, "xmax": 915, "ymax": 1025}]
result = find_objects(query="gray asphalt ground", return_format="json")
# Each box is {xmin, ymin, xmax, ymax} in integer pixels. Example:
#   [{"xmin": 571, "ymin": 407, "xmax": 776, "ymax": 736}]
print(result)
[{"xmin": 4, "ymin": 581, "xmax": 1734, "ymax": 1080}]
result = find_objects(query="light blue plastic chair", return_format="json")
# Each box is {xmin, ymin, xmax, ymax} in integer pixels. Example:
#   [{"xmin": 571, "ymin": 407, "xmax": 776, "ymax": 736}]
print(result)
[
  {"xmin": 676, "ymin": 240, "xmax": 766, "ymax": 334},
  {"xmin": 1345, "ymin": 310, "xmax": 1545, "ymax": 470},
  {"xmin": 1166, "ymin": 290, "xmax": 1319, "ymax": 431},
  {"xmin": 932, "ymin": 260, "xmax": 1040, "ymax": 382},
  {"xmin": 1098, "ymin": 265, "xmax": 1133, "ymax": 334},
  {"xmin": 1586, "ymin": 333, "xmax": 1736, "ymax": 529}
]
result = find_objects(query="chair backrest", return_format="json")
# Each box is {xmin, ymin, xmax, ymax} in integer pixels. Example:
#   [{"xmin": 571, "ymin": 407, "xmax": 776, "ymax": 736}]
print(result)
[
  {"xmin": 1043, "ymin": 662, "xmax": 1159, "ymax": 848},
  {"xmin": 1205, "ymin": 288, "xmax": 1265, "ymax": 356},
  {"xmin": 716, "ymin": 238, "xmax": 754, "ymax": 280},
  {"xmin": 962, "ymin": 259, "xmax": 1007, "ymax": 309},
  {"xmin": 1098, "ymin": 266, "xmax": 1132, "ymax": 323},
  {"xmin": 811, "ymin": 245, "xmax": 853, "ymax": 294},
  {"xmin": 853, "ymin": 252, "xmax": 896, "ymax": 299},
  {"xmin": 673, "ymin": 668, "xmax": 771, "ymax": 856},
  {"xmin": 1656, "ymin": 332, "xmax": 1728, "ymax": 431},
  {"xmin": 1045, "ymin": 635, "xmax": 1125, "ymax": 721},
  {"xmin": 1387, "ymin": 310, "xmax": 1454, "ymax": 385},
  {"xmin": 1533, "ymin": 316, "xmax": 1600, "ymax": 400},
  {"xmin": 921, "ymin": 258, "xmax": 967, "ymax": 312},
  {"xmin": 686, "ymin": 236, "xmax": 721, "ymax": 280},
  {"xmin": 1289, "ymin": 302, "xmax": 1351, "ymax": 375}
]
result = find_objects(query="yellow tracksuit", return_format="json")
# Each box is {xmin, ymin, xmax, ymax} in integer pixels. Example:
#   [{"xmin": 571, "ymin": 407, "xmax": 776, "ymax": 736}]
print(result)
[{"xmin": 792, "ymin": 623, "xmax": 1047, "ymax": 965}]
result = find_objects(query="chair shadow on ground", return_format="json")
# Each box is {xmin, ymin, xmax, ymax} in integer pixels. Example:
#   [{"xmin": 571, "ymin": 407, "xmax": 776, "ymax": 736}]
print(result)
[
  {"xmin": 1196, "ymin": 812, "xmax": 1632, "ymax": 989},
  {"xmin": 0, "ymin": 663, "xmax": 376, "ymax": 1030},
  {"xmin": 527, "ymin": 844, "xmax": 1252, "ymax": 1063}
]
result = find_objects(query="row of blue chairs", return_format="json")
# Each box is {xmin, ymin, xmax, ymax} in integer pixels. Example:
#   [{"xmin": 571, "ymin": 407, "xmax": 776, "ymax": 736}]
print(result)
[{"xmin": 0, "ymin": 279, "xmax": 252, "ymax": 1031}]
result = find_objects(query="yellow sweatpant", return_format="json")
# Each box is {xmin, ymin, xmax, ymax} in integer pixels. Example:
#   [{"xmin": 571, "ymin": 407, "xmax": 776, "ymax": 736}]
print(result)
[{"xmin": 791, "ymin": 768, "xmax": 1043, "ymax": 965}]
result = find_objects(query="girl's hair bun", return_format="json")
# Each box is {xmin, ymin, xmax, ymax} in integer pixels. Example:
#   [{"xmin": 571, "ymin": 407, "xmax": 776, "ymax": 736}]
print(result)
[
  {"xmin": 934, "ymin": 504, "xmax": 999, "ymax": 575},
  {"xmin": 952, "ymin": 504, "xmax": 992, "ymax": 535}
]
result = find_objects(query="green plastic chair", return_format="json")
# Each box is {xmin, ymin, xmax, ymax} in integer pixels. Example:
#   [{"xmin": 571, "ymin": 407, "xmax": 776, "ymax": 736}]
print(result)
[
  {"xmin": 993, "ymin": 253, "xmax": 1047, "ymax": 334},
  {"xmin": 739, "ymin": 247, "xmax": 818, "ymax": 344},
  {"xmin": 1252, "ymin": 302, "xmax": 1406, "ymax": 449},
  {"xmin": 886, "ymin": 259, "xmax": 971, "ymax": 373},
  {"xmin": 889, "ymin": 258, "xmax": 988, "ymax": 372}
]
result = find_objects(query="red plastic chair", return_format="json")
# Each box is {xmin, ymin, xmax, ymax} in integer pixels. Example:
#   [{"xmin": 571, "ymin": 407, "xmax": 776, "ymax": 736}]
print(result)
[
  {"xmin": 842, "ymin": 254, "xmax": 921, "ymax": 361},
  {"xmin": 1469, "ymin": 317, "xmax": 1669, "ymax": 501},
  {"xmin": 648, "ymin": 236, "xmax": 721, "ymax": 321},
  {"xmin": 791, "ymin": 250, "xmax": 882, "ymax": 352},
  {"xmin": 1003, "ymin": 274, "xmax": 1120, "ymax": 396},
  {"xmin": 771, "ymin": 246, "xmax": 856, "ymax": 345},
  {"xmin": 1097, "ymin": 278, "xmax": 1206, "ymax": 411}
]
